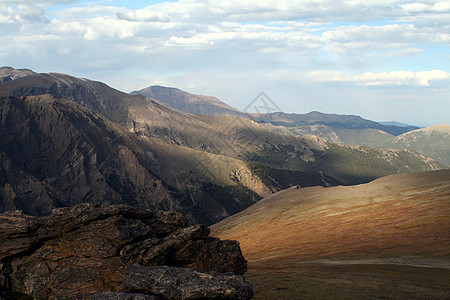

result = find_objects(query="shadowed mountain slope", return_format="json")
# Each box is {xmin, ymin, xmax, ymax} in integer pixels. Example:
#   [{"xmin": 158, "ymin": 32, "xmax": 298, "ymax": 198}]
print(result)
[
  {"xmin": 0, "ymin": 69, "xmax": 338, "ymax": 224},
  {"xmin": 0, "ymin": 71, "xmax": 135, "ymax": 124},
  {"xmin": 380, "ymin": 121, "xmax": 416, "ymax": 127},
  {"xmin": 0, "ymin": 94, "xmax": 171, "ymax": 216},
  {"xmin": 137, "ymin": 85, "xmax": 447, "ymax": 169},
  {"xmin": 0, "ymin": 71, "xmax": 260, "ymax": 158},
  {"xmin": 0, "ymin": 93, "xmax": 275, "ymax": 225},
  {"xmin": 264, "ymin": 122, "xmax": 450, "ymax": 168},
  {"xmin": 3, "ymin": 69, "xmax": 438, "ymax": 185}
]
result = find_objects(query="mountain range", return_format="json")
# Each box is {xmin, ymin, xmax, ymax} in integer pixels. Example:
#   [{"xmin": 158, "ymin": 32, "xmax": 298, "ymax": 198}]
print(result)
[
  {"xmin": 0, "ymin": 67, "xmax": 447, "ymax": 226},
  {"xmin": 131, "ymin": 85, "xmax": 418, "ymax": 135},
  {"xmin": 133, "ymin": 85, "xmax": 449, "ymax": 167}
]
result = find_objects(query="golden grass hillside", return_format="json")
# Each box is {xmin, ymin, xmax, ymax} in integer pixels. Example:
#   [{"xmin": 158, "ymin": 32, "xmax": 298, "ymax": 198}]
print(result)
[
  {"xmin": 211, "ymin": 169, "xmax": 450, "ymax": 262},
  {"xmin": 211, "ymin": 170, "xmax": 450, "ymax": 299}
]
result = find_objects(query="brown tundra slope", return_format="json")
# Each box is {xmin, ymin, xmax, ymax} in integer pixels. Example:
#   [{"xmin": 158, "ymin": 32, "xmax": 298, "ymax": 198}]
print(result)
[{"xmin": 211, "ymin": 169, "xmax": 450, "ymax": 299}]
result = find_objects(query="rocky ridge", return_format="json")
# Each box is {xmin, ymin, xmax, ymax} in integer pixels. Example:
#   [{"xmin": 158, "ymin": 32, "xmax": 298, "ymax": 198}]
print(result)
[
  {"xmin": 0, "ymin": 67, "xmax": 36, "ymax": 84},
  {"xmin": 0, "ymin": 204, "xmax": 252, "ymax": 299}
]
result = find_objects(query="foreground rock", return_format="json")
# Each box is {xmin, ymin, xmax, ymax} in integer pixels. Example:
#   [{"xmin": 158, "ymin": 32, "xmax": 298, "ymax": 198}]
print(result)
[
  {"xmin": 124, "ymin": 265, "xmax": 254, "ymax": 300},
  {"xmin": 0, "ymin": 204, "xmax": 252, "ymax": 299}
]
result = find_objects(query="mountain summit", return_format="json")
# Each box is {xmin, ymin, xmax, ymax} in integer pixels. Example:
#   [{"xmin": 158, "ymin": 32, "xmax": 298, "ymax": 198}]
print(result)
[
  {"xmin": 376, "ymin": 124, "xmax": 450, "ymax": 166},
  {"xmin": 131, "ymin": 85, "xmax": 249, "ymax": 118}
]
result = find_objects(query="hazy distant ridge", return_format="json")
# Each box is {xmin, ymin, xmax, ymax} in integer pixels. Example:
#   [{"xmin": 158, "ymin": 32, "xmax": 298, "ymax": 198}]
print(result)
[
  {"xmin": 133, "ymin": 85, "xmax": 419, "ymax": 137},
  {"xmin": 131, "ymin": 85, "xmax": 249, "ymax": 118}
]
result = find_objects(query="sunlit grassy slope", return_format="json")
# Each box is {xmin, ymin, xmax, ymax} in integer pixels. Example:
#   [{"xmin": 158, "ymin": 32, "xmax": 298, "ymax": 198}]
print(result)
[
  {"xmin": 211, "ymin": 169, "xmax": 450, "ymax": 299},
  {"xmin": 211, "ymin": 169, "xmax": 450, "ymax": 260},
  {"xmin": 377, "ymin": 124, "xmax": 450, "ymax": 167}
]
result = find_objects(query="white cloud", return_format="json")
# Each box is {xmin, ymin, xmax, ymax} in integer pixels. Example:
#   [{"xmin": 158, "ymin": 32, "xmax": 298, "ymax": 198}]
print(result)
[
  {"xmin": 0, "ymin": 4, "xmax": 47, "ymax": 24},
  {"xmin": 1, "ymin": 1, "xmax": 447, "ymax": 64},
  {"xmin": 320, "ymin": 21, "xmax": 450, "ymax": 63},
  {"xmin": 402, "ymin": 1, "xmax": 450, "ymax": 13},
  {"xmin": 5, "ymin": 0, "xmax": 446, "ymax": 55},
  {"xmin": 82, "ymin": 17, "xmax": 138, "ymax": 40},
  {"xmin": 355, "ymin": 70, "xmax": 450, "ymax": 86},
  {"xmin": 116, "ymin": 9, "xmax": 170, "ymax": 23},
  {"xmin": 309, "ymin": 70, "xmax": 450, "ymax": 86},
  {"xmin": 323, "ymin": 23, "xmax": 450, "ymax": 45},
  {"xmin": 149, "ymin": 0, "xmax": 380, "ymax": 22},
  {"xmin": 389, "ymin": 47, "xmax": 423, "ymax": 57},
  {"xmin": 0, "ymin": 0, "xmax": 80, "ymax": 5}
]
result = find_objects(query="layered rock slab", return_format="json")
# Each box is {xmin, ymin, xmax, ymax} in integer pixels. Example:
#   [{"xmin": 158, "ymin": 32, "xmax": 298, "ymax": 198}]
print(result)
[{"xmin": 0, "ymin": 204, "xmax": 251, "ymax": 299}]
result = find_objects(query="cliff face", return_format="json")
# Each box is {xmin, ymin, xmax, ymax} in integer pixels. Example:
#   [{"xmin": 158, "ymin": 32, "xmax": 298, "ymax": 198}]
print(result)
[
  {"xmin": 0, "ymin": 95, "xmax": 171, "ymax": 216},
  {"xmin": 0, "ymin": 204, "xmax": 252, "ymax": 299}
]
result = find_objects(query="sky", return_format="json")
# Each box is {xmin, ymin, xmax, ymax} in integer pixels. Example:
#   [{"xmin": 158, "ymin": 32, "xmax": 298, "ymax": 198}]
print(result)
[{"xmin": 0, "ymin": 0, "xmax": 449, "ymax": 126}]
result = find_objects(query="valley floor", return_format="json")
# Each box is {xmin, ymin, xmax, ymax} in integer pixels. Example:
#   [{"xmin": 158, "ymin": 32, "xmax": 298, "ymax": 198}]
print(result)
[{"xmin": 246, "ymin": 258, "xmax": 450, "ymax": 300}]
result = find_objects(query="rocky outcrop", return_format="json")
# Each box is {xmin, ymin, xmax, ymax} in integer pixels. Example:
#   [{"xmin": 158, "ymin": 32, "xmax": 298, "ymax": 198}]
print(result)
[
  {"xmin": 91, "ymin": 292, "xmax": 163, "ymax": 299},
  {"xmin": 0, "ymin": 204, "xmax": 252, "ymax": 299},
  {"xmin": 0, "ymin": 67, "xmax": 36, "ymax": 84}
]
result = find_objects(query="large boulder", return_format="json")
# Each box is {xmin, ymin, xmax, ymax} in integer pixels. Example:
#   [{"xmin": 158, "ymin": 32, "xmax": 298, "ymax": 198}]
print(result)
[{"xmin": 0, "ymin": 204, "xmax": 251, "ymax": 299}]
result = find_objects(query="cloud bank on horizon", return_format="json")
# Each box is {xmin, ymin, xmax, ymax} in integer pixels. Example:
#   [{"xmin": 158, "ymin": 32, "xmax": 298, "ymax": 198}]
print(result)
[{"xmin": 0, "ymin": 0, "xmax": 449, "ymax": 125}]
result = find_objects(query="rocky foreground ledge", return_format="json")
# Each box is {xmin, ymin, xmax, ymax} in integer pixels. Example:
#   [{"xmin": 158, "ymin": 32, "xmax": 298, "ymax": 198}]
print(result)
[{"xmin": 0, "ymin": 204, "xmax": 253, "ymax": 299}]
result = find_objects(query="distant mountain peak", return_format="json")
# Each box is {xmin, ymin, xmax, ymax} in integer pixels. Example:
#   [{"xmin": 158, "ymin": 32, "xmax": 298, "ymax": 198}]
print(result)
[
  {"xmin": 379, "ymin": 121, "xmax": 417, "ymax": 127},
  {"xmin": 131, "ymin": 85, "xmax": 248, "ymax": 117},
  {"xmin": 412, "ymin": 124, "xmax": 450, "ymax": 134},
  {"xmin": 378, "ymin": 124, "xmax": 450, "ymax": 166}
]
